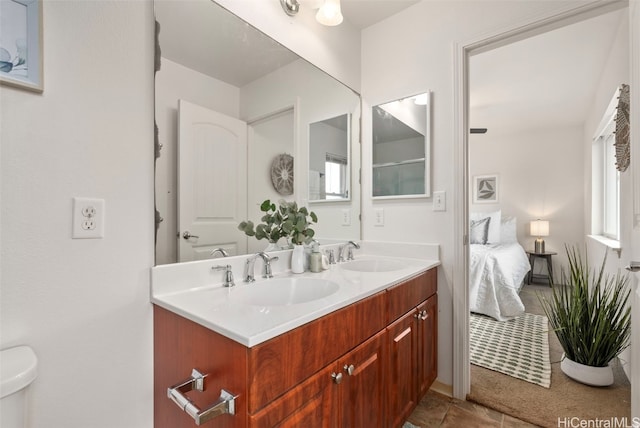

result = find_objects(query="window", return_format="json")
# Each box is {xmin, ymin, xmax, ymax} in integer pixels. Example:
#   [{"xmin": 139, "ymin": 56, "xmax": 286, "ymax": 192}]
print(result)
[
  {"xmin": 592, "ymin": 89, "xmax": 620, "ymax": 241},
  {"xmin": 325, "ymin": 153, "xmax": 348, "ymax": 199}
]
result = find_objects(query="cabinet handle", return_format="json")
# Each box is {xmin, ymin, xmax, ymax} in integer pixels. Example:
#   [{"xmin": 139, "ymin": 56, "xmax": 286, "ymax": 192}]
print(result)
[
  {"xmin": 343, "ymin": 364, "xmax": 355, "ymax": 376},
  {"xmin": 331, "ymin": 372, "xmax": 343, "ymax": 384},
  {"xmin": 414, "ymin": 310, "xmax": 428, "ymax": 321}
]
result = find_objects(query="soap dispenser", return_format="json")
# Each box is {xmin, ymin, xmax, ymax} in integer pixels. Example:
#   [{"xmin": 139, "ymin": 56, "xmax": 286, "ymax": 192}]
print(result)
[{"xmin": 310, "ymin": 242, "xmax": 322, "ymax": 273}]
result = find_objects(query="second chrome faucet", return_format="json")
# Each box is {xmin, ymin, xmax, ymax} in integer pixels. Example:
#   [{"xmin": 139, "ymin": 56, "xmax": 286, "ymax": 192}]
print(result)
[{"xmin": 244, "ymin": 252, "xmax": 279, "ymax": 282}]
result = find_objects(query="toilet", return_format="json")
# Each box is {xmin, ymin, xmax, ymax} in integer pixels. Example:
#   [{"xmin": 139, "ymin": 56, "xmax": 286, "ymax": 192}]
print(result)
[{"xmin": 1, "ymin": 346, "xmax": 38, "ymax": 428}]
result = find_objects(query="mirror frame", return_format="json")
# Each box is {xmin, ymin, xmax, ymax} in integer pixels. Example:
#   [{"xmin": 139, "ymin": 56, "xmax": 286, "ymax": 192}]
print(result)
[
  {"xmin": 371, "ymin": 91, "xmax": 431, "ymax": 200},
  {"xmin": 308, "ymin": 113, "xmax": 352, "ymax": 204}
]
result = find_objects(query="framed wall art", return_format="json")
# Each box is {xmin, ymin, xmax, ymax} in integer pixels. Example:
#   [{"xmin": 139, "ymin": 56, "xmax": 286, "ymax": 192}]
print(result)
[
  {"xmin": 0, "ymin": 0, "xmax": 43, "ymax": 92},
  {"xmin": 473, "ymin": 174, "xmax": 499, "ymax": 204}
]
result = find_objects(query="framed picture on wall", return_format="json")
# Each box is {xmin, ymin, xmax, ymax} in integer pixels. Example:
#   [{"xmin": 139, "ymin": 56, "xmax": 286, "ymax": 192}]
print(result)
[
  {"xmin": 473, "ymin": 174, "xmax": 499, "ymax": 204},
  {"xmin": 0, "ymin": 0, "xmax": 43, "ymax": 92}
]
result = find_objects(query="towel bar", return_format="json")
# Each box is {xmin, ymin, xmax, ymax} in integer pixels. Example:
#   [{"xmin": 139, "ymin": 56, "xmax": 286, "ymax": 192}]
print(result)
[{"xmin": 167, "ymin": 369, "xmax": 237, "ymax": 425}]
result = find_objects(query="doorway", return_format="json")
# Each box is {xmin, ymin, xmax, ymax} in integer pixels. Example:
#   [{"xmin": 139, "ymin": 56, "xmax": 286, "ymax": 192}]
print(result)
[{"xmin": 453, "ymin": 0, "xmax": 637, "ymax": 420}]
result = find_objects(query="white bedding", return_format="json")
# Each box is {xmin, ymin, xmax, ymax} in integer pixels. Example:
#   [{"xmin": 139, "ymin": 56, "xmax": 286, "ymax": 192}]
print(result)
[{"xmin": 469, "ymin": 243, "xmax": 531, "ymax": 321}]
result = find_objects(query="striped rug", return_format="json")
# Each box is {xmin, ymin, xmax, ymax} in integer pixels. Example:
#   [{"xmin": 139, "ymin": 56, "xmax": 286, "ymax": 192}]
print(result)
[{"xmin": 470, "ymin": 312, "xmax": 551, "ymax": 388}]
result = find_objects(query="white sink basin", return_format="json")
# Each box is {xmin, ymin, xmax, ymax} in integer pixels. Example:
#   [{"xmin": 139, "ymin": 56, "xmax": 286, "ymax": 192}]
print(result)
[
  {"xmin": 230, "ymin": 278, "xmax": 340, "ymax": 306},
  {"xmin": 340, "ymin": 258, "xmax": 408, "ymax": 273}
]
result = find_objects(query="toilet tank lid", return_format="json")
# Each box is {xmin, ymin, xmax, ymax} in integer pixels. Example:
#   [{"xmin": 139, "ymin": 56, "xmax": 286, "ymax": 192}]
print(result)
[{"xmin": 1, "ymin": 346, "xmax": 38, "ymax": 399}]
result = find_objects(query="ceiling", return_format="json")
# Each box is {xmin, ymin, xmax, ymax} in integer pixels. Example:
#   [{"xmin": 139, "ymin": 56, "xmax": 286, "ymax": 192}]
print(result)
[{"xmin": 470, "ymin": 8, "xmax": 627, "ymax": 136}]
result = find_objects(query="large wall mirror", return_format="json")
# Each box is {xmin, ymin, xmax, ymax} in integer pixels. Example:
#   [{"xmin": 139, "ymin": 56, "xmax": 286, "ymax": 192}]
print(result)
[
  {"xmin": 154, "ymin": 0, "xmax": 361, "ymax": 265},
  {"xmin": 372, "ymin": 92, "xmax": 431, "ymax": 199}
]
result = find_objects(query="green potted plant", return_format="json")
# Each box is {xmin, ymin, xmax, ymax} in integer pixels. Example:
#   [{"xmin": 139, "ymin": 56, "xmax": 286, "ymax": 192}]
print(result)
[
  {"xmin": 538, "ymin": 245, "xmax": 631, "ymax": 386},
  {"xmin": 238, "ymin": 199, "xmax": 318, "ymax": 250}
]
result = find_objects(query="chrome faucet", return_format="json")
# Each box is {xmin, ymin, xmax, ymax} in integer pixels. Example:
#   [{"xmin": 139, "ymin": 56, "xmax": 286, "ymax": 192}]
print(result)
[
  {"xmin": 338, "ymin": 241, "xmax": 360, "ymax": 262},
  {"xmin": 210, "ymin": 248, "xmax": 229, "ymax": 258},
  {"xmin": 244, "ymin": 252, "xmax": 279, "ymax": 282},
  {"xmin": 212, "ymin": 264, "xmax": 235, "ymax": 287}
]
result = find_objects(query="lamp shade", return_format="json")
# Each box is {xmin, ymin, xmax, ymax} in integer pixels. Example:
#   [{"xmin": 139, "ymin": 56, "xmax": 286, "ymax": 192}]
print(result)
[
  {"xmin": 316, "ymin": 0, "xmax": 343, "ymax": 26},
  {"xmin": 530, "ymin": 220, "xmax": 549, "ymax": 237}
]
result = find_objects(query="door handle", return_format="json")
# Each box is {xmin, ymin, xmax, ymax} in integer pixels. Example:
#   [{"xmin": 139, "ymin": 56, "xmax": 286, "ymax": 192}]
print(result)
[
  {"xmin": 182, "ymin": 231, "xmax": 199, "ymax": 240},
  {"xmin": 331, "ymin": 372, "xmax": 343, "ymax": 384}
]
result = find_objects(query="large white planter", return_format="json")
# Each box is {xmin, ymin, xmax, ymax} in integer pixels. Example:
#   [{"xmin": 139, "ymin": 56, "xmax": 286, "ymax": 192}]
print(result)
[{"xmin": 560, "ymin": 354, "xmax": 614, "ymax": 386}]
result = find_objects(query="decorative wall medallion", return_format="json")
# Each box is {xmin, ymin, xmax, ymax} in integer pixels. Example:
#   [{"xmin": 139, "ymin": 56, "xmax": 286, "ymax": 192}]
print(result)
[
  {"xmin": 271, "ymin": 153, "xmax": 294, "ymax": 195},
  {"xmin": 614, "ymin": 83, "xmax": 630, "ymax": 172}
]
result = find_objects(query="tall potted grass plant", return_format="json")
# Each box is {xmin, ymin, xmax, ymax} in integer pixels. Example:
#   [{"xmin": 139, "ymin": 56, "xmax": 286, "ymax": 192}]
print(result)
[{"xmin": 538, "ymin": 245, "xmax": 631, "ymax": 386}]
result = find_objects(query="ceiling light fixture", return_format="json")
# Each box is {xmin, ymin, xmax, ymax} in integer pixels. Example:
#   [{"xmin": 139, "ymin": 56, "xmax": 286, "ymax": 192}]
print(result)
[{"xmin": 279, "ymin": 0, "xmax": 343, "ymax": 26}]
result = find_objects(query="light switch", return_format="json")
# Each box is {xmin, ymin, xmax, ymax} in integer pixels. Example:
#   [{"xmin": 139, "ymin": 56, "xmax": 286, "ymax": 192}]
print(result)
[
  {"xmin": 341, "ymin": 209, "xmax": 351, "ymax": 226},
  {"xmin": 374, "ymin": 208, "xmax": 384, "ymax": 226},
  {"xmin": 433, "ymin": 191, "xmax": 446, "ymax": 212}
]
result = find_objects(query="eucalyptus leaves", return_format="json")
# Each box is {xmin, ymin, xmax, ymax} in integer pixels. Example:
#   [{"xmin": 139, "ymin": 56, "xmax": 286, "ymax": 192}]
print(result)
[{"xmin": 238, "ymin": 199, "xmax": 318, "ymax": 246}]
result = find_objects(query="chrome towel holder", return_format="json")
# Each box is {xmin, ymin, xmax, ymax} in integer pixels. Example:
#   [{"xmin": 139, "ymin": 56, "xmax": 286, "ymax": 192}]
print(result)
[{"xmin": 167, "ymin": 368, "xmax": 238, "ymax": 425}]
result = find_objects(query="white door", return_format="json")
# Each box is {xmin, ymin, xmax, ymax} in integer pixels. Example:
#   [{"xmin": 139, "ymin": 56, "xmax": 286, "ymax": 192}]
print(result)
[{"xmin": 178, "ymin": 99, "xmax": 247, "ymax": 261}]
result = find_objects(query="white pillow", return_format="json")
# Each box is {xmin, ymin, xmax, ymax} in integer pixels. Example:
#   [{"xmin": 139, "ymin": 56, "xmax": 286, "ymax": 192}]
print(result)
[
  {"xmin": 470, "ymin": 210, "xmax": 501, "ymax": 244},
  {"xmin": 500, "ymin": 216, "xmax": 517, "ymax": 244}
]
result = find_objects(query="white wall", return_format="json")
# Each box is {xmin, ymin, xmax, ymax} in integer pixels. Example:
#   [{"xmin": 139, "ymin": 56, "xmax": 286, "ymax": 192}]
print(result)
[
  {"xmin": 582, "ymin": 11, "xmax": 632, "ymax": 379},
  {"xmin": 469, "ymin": 125, "xmax": 586, "ymax": 277},
  {"xmin": 361, "ymin": 0, "xmax": 612, "ymax": 388},
  {"xmin": 0, "ymin": 1, "xmax": 154, "ymax": 427}
]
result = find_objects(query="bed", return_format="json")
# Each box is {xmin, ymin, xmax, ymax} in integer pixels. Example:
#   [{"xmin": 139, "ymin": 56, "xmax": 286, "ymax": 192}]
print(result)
[{"xmin": 469, "ymin": 211, "xmax": 531, "ymax": 321}]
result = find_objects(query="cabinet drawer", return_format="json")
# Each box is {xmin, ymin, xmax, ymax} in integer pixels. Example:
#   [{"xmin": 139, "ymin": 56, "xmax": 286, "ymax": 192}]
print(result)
[
  {"xmin": 247, "ymin": 291, "xmax": 386, "ymax": 413},
  {"xmin": 248, "ymin": 364, "xmax": 337, "ymax": 428},
  {"xmin": 387, "ymin": 269, "xmax": 436, "ymax": 324}
]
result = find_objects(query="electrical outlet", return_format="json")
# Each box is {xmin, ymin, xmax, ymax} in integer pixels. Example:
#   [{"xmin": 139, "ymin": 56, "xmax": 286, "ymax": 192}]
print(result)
[
  {"xmin": 341, "ymin": 209, "xmax": 351, "ymax": 226},
  {"xmin": 73, "ymin": 197, "xmax": 105, "ymax": 239},
  {"xmin": 374, "ymin": 208, "xmax": 384, "ymax": 226},
  {"xmin": 433, "ymin": 191, "xmax": 446, "ymax": 211}
]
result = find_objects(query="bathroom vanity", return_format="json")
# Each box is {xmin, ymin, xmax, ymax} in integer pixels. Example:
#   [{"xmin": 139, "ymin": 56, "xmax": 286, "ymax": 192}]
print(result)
[{"xmin": 152, "ymin": 251, "xmax": 438, "ymax": 428}]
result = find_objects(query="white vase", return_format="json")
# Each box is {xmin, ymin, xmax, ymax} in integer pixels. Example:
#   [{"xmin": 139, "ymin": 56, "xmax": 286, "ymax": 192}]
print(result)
[
  {"xmin": 291, "ymin": 244, "xmax": 305, "ymax": 274},
  {"xmin": 264, "ymin": 241, "xmax": 279, "ymax": 252},
  {"xmin": 560, "ymin": 353, "xmax": 614, "ymax": 386}
]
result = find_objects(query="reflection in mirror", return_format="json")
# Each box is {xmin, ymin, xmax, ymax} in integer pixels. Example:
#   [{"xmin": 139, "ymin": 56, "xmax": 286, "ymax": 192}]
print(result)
[
  {"xmin": 372, "ymin": 92, "xmax": 431, "ymax": 198},
  {"xmin": 309, "ymin": 114, "xmax": 351, "ymax": 202},
  {"xmin": 154, "ymin": 0, "xmax": 361, "ymax": 265}
]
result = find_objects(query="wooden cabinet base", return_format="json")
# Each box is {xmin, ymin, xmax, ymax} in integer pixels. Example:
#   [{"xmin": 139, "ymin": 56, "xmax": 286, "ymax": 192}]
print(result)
[{"xmin": 154, "ymin": 269, "xmax": 437, "ymax": 428}]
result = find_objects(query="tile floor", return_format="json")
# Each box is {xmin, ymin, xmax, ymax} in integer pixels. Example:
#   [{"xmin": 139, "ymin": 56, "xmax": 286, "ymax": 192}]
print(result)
[{"xmin": 406, "ymin": 390, "xmax": 539, "ymax": 428}]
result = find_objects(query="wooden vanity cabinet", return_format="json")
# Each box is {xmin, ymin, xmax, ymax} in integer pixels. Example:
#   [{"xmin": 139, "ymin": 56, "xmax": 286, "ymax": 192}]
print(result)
[
  {"xmin": 250, "ymin": 331, "xmax": 386, "ymax": 428},
  {"xmin": 154, "ymin": 268, "xmax": 437, "ymax": 428},
  {"xmin": 417, "ymin": 295, "xmax": 438, "ymax": 397},
  {"xmin": 386, "ymin": 269, "xmax": 438, "ymax": 427}
]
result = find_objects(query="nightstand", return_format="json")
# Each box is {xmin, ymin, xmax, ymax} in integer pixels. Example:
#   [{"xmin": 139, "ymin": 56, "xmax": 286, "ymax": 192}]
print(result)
[{"xmin": 526, "ymin": 250, "xmax": 557, "ymax": 285}]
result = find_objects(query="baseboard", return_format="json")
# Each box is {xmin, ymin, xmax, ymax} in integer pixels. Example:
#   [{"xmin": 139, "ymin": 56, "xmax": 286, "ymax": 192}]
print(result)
[{"xmin": 429, "ymin": 380, "xmax": 453, "ymax": 397}]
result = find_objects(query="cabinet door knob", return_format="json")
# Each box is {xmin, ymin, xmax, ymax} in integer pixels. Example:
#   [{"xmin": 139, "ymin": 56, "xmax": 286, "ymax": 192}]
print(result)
[
  {"xmin": 331, "ymin": 372, "xmax": 343, "ymax": 384},
  {"xmin": 420, "ymin": 310, "xmax": 429, "ymax": 321},
  {"xmin": 343, "ymin": 364, "xmax": 355, "ymax": 376}
]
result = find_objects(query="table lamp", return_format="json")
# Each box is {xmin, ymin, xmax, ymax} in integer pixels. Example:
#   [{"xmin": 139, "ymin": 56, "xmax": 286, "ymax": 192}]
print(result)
[{"xmin": 530, "ymin": 219, "xmax": 549, "ymax": 253}]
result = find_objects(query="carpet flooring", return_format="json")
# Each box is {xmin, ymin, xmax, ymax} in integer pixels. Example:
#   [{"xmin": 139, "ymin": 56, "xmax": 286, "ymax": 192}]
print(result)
[{"xmin": 468, "ymin": 284, "xmax": 632, "ymax": 428}]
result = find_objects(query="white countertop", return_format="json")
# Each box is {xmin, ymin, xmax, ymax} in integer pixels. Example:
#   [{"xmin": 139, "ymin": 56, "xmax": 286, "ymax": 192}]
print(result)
[{"xmin": 151, "ymin": 242, "xmax": 440, "ymax": 347}]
